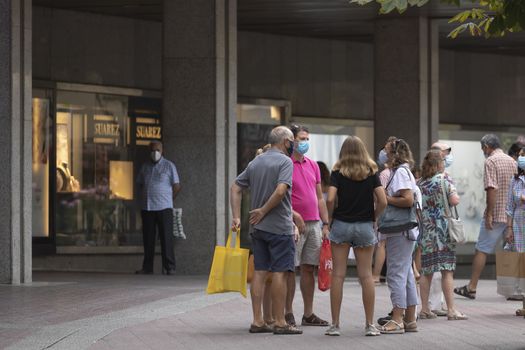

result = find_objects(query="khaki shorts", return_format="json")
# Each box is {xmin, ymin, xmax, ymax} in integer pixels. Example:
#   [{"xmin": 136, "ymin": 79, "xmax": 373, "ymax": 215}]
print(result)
[{"xmin": 295, "ymin": 221, "xmax": 322, "ymax": 266}]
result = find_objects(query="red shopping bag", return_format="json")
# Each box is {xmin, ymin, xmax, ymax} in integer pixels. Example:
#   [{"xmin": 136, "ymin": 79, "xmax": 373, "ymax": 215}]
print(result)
[{"xmin": 318, "ymin": 239, "xmax": 332, "ymax": 291}]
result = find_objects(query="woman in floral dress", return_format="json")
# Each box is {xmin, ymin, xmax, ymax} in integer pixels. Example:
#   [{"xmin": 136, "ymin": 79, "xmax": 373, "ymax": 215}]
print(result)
[
  {"xmin": 417, "ymin": 150, "xmax": 467, "ymax": 320},
  {"xmin": 505, "ymin": 146, "xmax": 525, "ymax": 316}
]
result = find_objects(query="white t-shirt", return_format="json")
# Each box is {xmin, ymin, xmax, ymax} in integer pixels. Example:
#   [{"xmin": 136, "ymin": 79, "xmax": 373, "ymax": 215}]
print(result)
[{"xmin": 381, "ymin": 164, "xmax": 420, "ymax": 239}]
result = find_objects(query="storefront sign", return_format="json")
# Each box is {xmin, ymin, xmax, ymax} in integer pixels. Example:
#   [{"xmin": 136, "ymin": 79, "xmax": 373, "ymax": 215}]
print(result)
[
  {"xmin": 95, "ymin": 122, "xmax": 120, "ymax": 137},
  {"xmin": 136, "ymin": 125, "xmax": 161, "ymax": 139},
  {"xmin": 86, "ymin": 115, "xmax": 122, "ymax": 144},
  {"xmin": 135, "ymin": 117, "xmax": 162, "ymax": 145}
]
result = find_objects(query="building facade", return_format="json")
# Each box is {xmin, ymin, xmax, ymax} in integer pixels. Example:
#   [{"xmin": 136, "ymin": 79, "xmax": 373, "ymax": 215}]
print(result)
[{"xmin": 2, "ymin": 0, "xmax": 525, "ymax": 283}]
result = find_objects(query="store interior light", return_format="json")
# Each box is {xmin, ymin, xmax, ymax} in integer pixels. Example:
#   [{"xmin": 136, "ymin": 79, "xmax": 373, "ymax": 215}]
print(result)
[{"xmin": 270, "ymin": 106, "xmax": 281, "ymax": 121}]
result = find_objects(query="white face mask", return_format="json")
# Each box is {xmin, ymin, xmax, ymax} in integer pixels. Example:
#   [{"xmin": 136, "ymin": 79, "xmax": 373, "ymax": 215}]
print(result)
[
  {"xmin": 151, "ymin": 150, "xmax": 161, "ymax": 162},
  {"xmin": 444, "ymin": 154, "xmax": 454, "ymax": 168}
]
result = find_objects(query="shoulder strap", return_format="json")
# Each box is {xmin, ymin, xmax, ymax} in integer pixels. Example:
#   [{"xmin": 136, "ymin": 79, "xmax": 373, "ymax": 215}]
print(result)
[
  {"xmin": 385, "ymin": 167, "xmax": 398, "ymax": 190},
  {"xmin": 440, "ymin": 175, "xmax": 453, "ymax": 217}
]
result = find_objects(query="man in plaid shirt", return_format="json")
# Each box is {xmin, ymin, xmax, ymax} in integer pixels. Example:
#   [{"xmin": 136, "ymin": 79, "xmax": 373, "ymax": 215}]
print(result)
[{"xmin": 455, "ymin": 134, "xmax": 517, "ymax": 299}]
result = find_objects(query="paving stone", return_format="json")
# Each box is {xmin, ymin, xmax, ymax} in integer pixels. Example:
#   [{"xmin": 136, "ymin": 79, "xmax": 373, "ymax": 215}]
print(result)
[{"xmin": 1, "ymin": 272, "xmax": 524, "ymax": 349}]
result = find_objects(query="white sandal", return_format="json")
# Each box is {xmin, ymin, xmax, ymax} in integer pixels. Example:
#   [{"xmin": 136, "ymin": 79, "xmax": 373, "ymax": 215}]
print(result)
[{"xmin": 379, "ymin": 320, "xmax": 405, "ymax": 334}]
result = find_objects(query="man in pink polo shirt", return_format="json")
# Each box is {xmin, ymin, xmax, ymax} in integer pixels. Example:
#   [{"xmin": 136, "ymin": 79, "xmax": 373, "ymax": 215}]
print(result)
[{"xmin": 285, "ymin": 124, "xmax": 330, "ymax": 327}]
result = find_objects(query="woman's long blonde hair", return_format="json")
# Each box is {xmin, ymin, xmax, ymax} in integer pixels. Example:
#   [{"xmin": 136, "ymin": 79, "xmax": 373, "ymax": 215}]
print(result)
[{"xmin": 333, "ymin": 136, "xmax": 378, "ymax": 180}]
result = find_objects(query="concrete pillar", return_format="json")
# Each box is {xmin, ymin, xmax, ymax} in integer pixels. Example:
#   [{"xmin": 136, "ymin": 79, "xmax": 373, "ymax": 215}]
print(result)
[
  {"xmin": 0, "ymin": 0, "xmax": 32, "ymax": 284},
  {"xmin": 162, "ymin": 0, "xmax": 237, "ymax": 274},
  {"xmin": 374, "ymin": 17, "xmax": 439, "ymax": 163}
]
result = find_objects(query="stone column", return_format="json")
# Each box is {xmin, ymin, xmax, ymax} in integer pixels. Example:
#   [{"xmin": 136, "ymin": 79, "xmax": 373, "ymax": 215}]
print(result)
[
  {"xmin": 162, "ymin": 0, "xmax": 237, "ymax": 274},
  {"xmin": 374, "ymin": 17, "xmax": 439, "ymax": 163},
  {"xmin": 0, "ymin": 0, "xmax": 32, "ymax": 284}
]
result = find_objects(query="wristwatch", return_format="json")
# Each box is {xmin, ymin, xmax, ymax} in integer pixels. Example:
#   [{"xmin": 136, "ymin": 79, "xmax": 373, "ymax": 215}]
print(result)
[{"xmin": 322, "ymin": 222, "xmax": 330, "ymax": 227}]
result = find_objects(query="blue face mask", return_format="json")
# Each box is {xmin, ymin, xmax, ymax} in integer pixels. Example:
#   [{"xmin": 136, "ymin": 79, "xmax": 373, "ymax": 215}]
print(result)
[
  {"xmin": 296, "ymin": 141, "xmax": 309, "ymax": 155},
  {"xmin": 378, "ymin": 149, "xmax": 388, "ymax": 166},
  {"xmin": 518, "ymin": 156, "xmax": 525, "ymax": 170},
  {"xmin": 444, "ymin": 154, "xmax": 454, "ymax": 168}
]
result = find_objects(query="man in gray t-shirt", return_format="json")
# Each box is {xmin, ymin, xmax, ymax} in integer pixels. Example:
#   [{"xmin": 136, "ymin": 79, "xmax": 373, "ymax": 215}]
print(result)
[
  {"xmin": 235, "ymin": 148, "xmax": 294, "ymax": 235},
  {"xmin": 230, "ymin": 126, "xmax": 302, "ymax": 335}
]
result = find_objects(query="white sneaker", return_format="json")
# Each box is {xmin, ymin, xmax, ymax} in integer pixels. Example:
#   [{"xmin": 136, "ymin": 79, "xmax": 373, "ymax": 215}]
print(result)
[
  {"xmin": 365, "ymin": 324, "xmax": 381, "ymax": 336},
  {"xmin": 325, "ymin": 325, "xmax": 341, "ymax": 336}
]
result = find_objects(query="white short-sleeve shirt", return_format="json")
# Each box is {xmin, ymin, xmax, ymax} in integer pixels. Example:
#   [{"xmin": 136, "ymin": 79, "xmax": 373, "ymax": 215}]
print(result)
[{"xmin": 382, "ymin": 164, "xmax": 420, "ymax": 239}]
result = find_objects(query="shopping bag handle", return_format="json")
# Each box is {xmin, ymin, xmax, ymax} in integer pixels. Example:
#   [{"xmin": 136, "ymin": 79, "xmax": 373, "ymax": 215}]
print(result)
[{"xmin": 226, "ymin": 227, "xmax": 241, "ymax": 249}]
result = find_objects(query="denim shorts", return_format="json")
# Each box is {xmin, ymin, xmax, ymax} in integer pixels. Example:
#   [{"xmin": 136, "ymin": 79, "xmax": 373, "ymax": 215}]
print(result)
[
  {"xmin": 329, "ymin": 219, "xmax": 377, "ymax": 247},
  {"xmin": 251, "ymin": 229, "xmax": 295, "ymax": 272},
  {"xmin": 475, "ymin": 220, "xmax": 506, "ymax": 254}
]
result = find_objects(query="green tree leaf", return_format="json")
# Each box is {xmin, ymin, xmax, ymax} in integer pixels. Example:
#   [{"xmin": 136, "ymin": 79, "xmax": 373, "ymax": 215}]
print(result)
[
  {"xmin": 352, "ymin": 0, "xmax": 524, "ymax": 38},
  {"xmin": 379, "ymin": 0, "xmax": 400, "ymax": 14}
]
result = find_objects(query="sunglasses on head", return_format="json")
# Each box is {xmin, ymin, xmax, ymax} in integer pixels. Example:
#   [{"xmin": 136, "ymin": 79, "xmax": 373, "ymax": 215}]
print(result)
[{"xmin": 393, "ymin": 138, "xmax": 404, "ymax": 152}]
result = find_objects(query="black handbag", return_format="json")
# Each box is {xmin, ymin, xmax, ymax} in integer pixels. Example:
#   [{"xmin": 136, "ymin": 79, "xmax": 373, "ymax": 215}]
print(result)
[{"xmin": 378, "ymin": 167, "xmax": 419, "ymax": 234}]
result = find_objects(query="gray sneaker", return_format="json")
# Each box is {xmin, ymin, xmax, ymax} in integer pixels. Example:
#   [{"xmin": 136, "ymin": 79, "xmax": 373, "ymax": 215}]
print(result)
[
  {"xmin": 365, "ymin": 324, "xmax": 381, "ymax": 336},
  {"xmin": 325, "ymin": 325, "xmax": 341, "ymax": 336}
]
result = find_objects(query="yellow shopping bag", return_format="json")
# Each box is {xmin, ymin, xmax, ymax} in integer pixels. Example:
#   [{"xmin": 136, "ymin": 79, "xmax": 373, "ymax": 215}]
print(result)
[{"xmin": 206, "ymin": 228, "xmax": 249, "ymax": 297}]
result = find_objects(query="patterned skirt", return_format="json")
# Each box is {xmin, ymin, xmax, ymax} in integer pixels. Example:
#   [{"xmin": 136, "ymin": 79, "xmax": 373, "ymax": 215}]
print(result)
[
  {"xmin": 419, "ymin": 222, "xmax": 456, "ymax": 275},
  {"xmin": 421, "ymin": 250, "xmax": 456, "ymax": 275}
]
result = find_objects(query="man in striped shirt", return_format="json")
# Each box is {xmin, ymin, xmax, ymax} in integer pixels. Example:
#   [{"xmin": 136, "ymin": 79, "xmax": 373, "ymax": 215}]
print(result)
[{"xmin": 455, "ymin": 134, "xmax": 516, "ymax": 299}]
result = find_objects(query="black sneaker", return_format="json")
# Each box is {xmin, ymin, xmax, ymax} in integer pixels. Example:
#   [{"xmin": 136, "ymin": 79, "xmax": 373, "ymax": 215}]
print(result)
[{"xmin": 377, "ymin": 315, "xmax": 392, "ymax": 326}]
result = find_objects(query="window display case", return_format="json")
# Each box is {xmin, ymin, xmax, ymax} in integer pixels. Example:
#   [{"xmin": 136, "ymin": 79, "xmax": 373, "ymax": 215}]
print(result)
[{"xmin": 32, "ymin": 83, "xmax": 162, "ymax": 252}]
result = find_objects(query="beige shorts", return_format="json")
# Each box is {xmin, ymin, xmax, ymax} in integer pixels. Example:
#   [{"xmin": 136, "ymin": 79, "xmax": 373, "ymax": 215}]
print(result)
[{"xmin": 295, "ymin": 221, "xmax": 322, "ymax": 266}]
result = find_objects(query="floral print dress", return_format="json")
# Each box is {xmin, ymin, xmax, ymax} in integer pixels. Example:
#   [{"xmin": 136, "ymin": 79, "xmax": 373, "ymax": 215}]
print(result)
[
  {"xmin": 506, "ymin": 175, "xmax": 525, "ymax": 252},
  {"xmin": 417, "ymin": 173, "xmax": 457, "ymax": 275}
]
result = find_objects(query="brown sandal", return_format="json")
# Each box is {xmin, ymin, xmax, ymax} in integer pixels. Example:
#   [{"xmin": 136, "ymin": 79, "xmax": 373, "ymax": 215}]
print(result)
[
  {"xmin": 273, "ymin": 324, "xmax": 303, "ymax": 335},
  {"xmin": 249, "ymin": 324, "xmax": 273, "ymax": 333},
  {"xmin": 301, "ymin": 313, "xmax": 329, "ymax": 326},
  {"xmin": 454, "ymin": 285, "xmax": 476, "ymax": 299},
  {"xmin": 285, "ymin": 313, "xmax": 296, "ymax": 326}
]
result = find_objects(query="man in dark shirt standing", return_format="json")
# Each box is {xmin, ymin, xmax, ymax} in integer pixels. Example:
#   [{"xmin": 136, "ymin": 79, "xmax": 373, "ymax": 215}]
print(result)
[{"xmin": 136, "ymin": 141, "xmax": 181, "ymax": 275}]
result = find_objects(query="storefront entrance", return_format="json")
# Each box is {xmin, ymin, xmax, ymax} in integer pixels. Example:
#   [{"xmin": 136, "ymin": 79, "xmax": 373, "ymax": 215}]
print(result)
[{"xmin": 32, "ymin": 83, "xmax": 162, "ymax": 254}]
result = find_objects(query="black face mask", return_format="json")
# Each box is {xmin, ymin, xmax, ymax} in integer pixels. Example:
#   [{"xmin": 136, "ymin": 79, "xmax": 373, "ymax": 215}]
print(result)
[{"xmin": 286, "ymin": 140, "xmax": 294, "ymax": 156}]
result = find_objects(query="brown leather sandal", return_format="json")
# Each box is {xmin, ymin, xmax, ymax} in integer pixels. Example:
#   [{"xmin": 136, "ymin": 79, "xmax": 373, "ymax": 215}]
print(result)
[
  {"xmin": 454, "ymin": 285, "xmax": 476, "ymax": 299},
  {"xmin": 273, "ymin": 324, "xmax": 303, "ymax": 335},
  {"xmin": 249, "ymin": 324, "xmax": 273, "ymax": 333},
  {"xmin": 301, "ymin": 313, "xmax": 329, "ymax": 326}
]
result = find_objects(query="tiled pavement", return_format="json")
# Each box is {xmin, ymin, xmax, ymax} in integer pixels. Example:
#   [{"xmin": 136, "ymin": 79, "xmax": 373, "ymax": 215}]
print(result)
[{"xmin": 1, "ymin": 272, "xmax": 524, "ymax": 350}]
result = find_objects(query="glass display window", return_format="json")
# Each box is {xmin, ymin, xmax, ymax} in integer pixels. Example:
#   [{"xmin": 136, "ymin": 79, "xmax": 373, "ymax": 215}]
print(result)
[
  {"xmin": 32, "ymin": 89, "xmax": 53, "ymax": 241},
  {"xmin": 52, "ymin": 89, "xmax": 161, "ymax": 249},
  {"xmin": 439, "ymin": 125, "xmax": 525, "ymax": 245},
  {"xmin": 290, "ymin": 117, "xmax": 374, "ymax": 170}
]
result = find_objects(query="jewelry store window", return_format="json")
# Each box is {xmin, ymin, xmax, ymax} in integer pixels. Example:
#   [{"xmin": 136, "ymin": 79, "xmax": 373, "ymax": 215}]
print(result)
[{"xmin": 54, "ymin": 88, "xmax": 161, "ymax": 252}]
